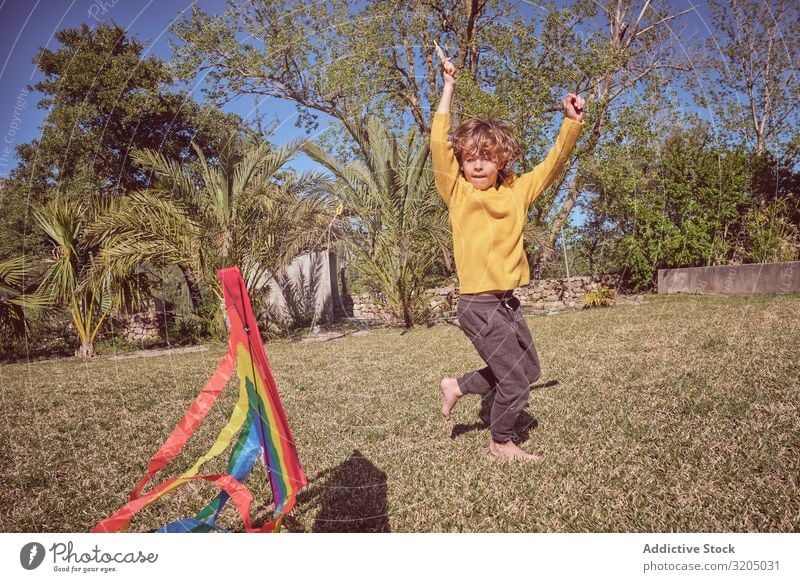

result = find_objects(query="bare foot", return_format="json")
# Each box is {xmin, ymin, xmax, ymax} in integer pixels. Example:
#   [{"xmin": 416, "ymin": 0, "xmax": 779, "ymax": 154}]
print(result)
[
  {"xmin": 440, "ymin": 377, "xmax": 462, "ymax": 420},
  {"xmin": 489, "ymin": 440, "xmax": 543, "ymax": 462}
]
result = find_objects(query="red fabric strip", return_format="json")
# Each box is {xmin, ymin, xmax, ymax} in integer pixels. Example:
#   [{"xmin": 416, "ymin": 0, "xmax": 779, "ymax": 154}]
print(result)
[{"xmin": 130, "ymin": 352, "xmax": 236, "ymax": 501}]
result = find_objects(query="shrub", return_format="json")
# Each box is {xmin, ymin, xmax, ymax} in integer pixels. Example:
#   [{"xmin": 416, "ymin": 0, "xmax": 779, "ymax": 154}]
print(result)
[
  {"xmin": 740, "ymin": 199, "xmax": 799, "ymax": 264},
  {"xmin": 168, "ymin": 313, "xmax": 213, "ymax": 344},
  {"xmin": 583, "ymin": 286, "xmax": 616, "ymax": 308}
]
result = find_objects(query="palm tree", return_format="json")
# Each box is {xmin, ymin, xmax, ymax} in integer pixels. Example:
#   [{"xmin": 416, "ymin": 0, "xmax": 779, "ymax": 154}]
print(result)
[
  {"xmin": 34, "ymin": 197, "xmax": 150, "ymax": 357},
  {"xmin": 304, "ymin": 118, "xmax": 451, "ymax": 328},
  {"xmin": 88, "ymin": 139, "xmax": 335, "ymax": 326},
  {"xmin": 0, "ymin": 256, "xmax": 49, "ymax": 339}
]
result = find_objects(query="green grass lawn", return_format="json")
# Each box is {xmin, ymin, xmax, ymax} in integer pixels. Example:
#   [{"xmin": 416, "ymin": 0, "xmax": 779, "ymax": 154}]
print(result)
[{"xmin": 1, "ymin": 293, "xmax": 798, "ymax": 532}]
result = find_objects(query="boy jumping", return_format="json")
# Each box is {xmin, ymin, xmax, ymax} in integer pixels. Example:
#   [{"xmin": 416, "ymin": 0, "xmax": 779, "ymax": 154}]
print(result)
[{"xmin": 432, "ymin": 56, "xmax": 585, "ymax": 461}]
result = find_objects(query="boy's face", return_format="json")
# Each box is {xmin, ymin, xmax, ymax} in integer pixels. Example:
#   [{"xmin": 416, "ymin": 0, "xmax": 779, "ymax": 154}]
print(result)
[{"xmin": 462, "ymin": 155, "xmax": 499, "ymax": 191}]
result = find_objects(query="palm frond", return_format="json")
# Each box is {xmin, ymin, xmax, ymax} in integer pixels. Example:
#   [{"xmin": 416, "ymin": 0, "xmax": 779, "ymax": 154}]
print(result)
[
  {"xmin": 257, "ymin": 138, "xmax": 306, "ymax": 179},
  {"xmin": 302, "ymin": 116, "xmax": 451, "ymax": 326},
  {"xmin": 0, "ymin": 256, "xmax": 51, "ymax": 338},
  {"xmin": 132, "ymin": 148, "xmax": 199, "ymax": 203}
]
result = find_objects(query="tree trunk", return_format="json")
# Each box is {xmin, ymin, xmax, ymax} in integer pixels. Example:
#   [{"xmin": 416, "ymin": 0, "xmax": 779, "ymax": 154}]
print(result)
[
  {"xmin": 180, "ymin": 265, "xmax": 203, "ymax": 315},
  {"xmin": 402, "ymin": 300, "xmax": 413, "ymax": 329},
  {"xmin": 76, "ymin": 340, "xmax": 96, "ymax": 358},
  {"xmin": 219, "ymin": 298, "xmax": 231, "ymax": 334},
  {"xmin": 539, "ymin": 178, "xmax": 582, "ymax": 266}
]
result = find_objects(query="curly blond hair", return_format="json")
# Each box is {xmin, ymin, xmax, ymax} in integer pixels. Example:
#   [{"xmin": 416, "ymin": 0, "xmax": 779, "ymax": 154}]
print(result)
[{"xmin": 451, "ymin": 118, "xmax": 522, "ymax": 180}]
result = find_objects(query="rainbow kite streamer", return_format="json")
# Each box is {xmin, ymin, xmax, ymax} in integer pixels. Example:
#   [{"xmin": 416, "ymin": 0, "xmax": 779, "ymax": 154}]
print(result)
[{"xmin": 93, "ymin": 266, "xmax": 307, "ymax": 533}]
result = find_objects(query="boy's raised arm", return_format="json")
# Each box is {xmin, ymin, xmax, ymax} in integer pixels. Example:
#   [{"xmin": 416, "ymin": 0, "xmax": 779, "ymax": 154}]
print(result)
[
  {"xmin": 431, "ymin": 56, "xmax": 460, "ymax": 205},
  {"xmin": 436, "ymin": 54, "xmax": 456, "ymax": 115},
  {"xmin": 521, "ymin": 92, "xmax": 585, "ymax": 207}
]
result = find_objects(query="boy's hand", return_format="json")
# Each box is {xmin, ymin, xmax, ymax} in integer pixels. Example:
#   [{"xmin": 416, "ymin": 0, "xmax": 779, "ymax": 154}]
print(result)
[
  {"xmin": 563, "ymin": 93, "xmax": 585, "ymax": 122},
  {"xmin": 442, "ymin": 57, "xmax": 457, "ymax": 87},
  {"xmin": 435, "ymin": 40, "xmax": 457, "ymax": 87}
]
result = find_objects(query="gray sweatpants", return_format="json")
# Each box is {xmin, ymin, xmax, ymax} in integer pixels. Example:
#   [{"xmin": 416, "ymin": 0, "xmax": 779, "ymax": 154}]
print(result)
[{"xmin": 456, "ymin": 292, "xmax": 541, "ymax": 443}]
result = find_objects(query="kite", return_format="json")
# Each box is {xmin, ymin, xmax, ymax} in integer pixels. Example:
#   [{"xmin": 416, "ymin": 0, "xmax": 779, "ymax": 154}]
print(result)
[{"xmin": 93, "ymin": 266, "xmax": 307, "ymax": 533}]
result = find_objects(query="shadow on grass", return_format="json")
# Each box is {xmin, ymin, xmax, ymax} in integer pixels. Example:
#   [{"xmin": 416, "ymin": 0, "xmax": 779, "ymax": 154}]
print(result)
[
  {"xmin": 450, "ymin": 379, "xmax": 558, "ymax": 443},
  {"xmin": 283, "ymin": 449, "xmax": 389, "ymax": 532}
]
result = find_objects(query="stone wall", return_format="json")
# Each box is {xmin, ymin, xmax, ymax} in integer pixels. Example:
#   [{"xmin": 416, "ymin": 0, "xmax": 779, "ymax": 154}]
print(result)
[
  {"xmin": 350, "ymin": 274, "xmax": 620, "ymax": 322},
  {"xmin": 117, "ymin": 302, "xmax": 165, "ymax": 342}
]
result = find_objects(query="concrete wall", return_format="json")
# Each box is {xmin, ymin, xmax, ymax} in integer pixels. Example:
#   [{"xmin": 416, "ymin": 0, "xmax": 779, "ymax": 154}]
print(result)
[
  {"xmin": 265, "ymin": 251, "xmax": 337, "ymax": 326},
  {"xmin": 657, "ymin": 262, "xmax": 800, "ymax": 295}
]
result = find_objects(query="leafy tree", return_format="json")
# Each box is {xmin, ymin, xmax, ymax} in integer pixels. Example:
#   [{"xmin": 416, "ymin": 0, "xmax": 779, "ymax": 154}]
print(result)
[
  {"xmin": 28, "ymin": 22, "xmax": 243, "ymax": 194},
  {"xmin": 688, "ymin": 0, "xmax": 800, "ymax": 256},
  {"xmin": 170, "ymin": 0, "xmax": 500, "ymax": 136},
  {"xmin": 170, "ymin": 1, "xmax": 697, "ymax": 275},
  {"xmin": 740, "ymin": 199, "xmax": 799, "ymax": 264},
  {"xmin": 532, "ymin": 0, "xmax": 695, "ymax": 267},
  {"xmin": 582, "ymin": 106, "xmax": 751, "ymax": 290},
  {"xmin": 304, "ymin": 117, "xmax": 450, "ymax": 328},
  {"xmin": 699, "ymin": 0, "xmax": 800, "ymax": 158},
  {"xmin": 0, "ymin": 23, "xmax": 243, "ymax": 262},
  {"xmin": 746, "ymin": 151, "xmax": 800, "ymax": 227}
]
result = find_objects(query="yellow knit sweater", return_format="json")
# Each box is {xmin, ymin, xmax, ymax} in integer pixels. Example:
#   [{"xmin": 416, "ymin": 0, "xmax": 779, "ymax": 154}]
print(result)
[{"xmin": 431, "ymin": 112, "xmax": 583, "ymax": 293}]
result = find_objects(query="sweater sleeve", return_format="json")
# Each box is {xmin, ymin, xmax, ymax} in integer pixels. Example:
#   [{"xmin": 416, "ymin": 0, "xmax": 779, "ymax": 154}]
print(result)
[
  {"xmin": 518, "ymin": 117, "xmax": 583, "ymax": 207},
  {"xmin": 430, "ymin": 112, "xmax": 460, "ymax": 206}
]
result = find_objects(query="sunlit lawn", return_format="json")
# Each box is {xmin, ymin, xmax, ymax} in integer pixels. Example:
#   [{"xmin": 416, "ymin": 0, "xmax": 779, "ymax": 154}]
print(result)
[{"xmin": 1, "ymin": 293, "xmax": 798, "ymax": 532}]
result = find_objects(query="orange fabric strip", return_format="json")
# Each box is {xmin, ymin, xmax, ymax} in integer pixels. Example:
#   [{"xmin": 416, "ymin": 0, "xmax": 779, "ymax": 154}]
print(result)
[{"xmin": 93, "ymin": 473, "xmax": 280, "ymax": 533}]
